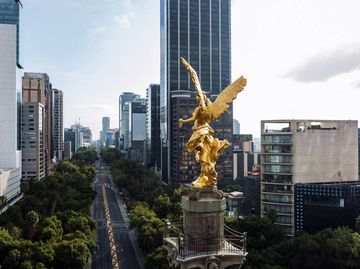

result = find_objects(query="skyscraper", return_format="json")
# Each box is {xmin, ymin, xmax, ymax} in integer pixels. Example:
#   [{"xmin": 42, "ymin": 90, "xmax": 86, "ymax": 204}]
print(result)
[
  {"xmin": 160, "ymin": 0, "xmax": 233, "ymax": 184},
  {"xmin": 52, "ymin": 89, "xmax": 63, "ymax": 161},
  {"xmin": 22, "ymin": 72, "xmax": 53, "ymax": 175},
  {"xmin": 119, "ymin": 92, "xmax": 140, "ymax": 149},
  {"xmin": 146, "ymin": 84, "xmax": 161, "ymax": 168},
  {"xmin": 101, "ymin": 116, "xmax": 110, "ymax": 145},
  {"xmin": 0, "ymin": 0, "xmax": 23, "ymax": 212},
  {"xmin": 233, "ymin": 119, "xmax": 240, "ymax": 135},
  {"xmin": 0, "ymin": 0, "xmax": 21, "ymax": 66},
  {"xmin": 128, "ymin": 99, "xmax": 146, "ymax": 162}
]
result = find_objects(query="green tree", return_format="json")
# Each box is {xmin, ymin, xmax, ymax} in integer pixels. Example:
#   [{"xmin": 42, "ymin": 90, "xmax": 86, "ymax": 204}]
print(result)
[
  {"xmin": 54, "ymin": 239, "xmax": 91, "ymax": 269},
  {"xmin": 153, "ymin": 194, "xmax": 172, "ymax": 219},
  {"xmin": 39, "ymin": 216, "xmax": 63, "ymax": 243},
  {"xmin": 72, "ymin": 147, "xmax": 97, "ymax": 164},
  {"xmin": 25, "ymin": 210, "xmax": 39, "ymax": 240},
  {"xmin": 145, "ymin": 246, "xmax": 170, "ymax": 269}
]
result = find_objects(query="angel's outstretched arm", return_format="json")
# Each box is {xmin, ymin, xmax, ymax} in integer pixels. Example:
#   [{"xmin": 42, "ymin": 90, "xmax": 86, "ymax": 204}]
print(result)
[{"xmin": 179, "ymin": 107, "xmax": 199, "ymax": 128}]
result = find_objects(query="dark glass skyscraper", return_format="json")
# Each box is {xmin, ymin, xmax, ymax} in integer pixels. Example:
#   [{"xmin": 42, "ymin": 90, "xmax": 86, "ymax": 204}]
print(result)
[
  {"xmin": 0, "ymin": 0, "xmax": 21, "ymax": 66},
  {"xmin": 146, "ymin": 84, "xmax": 161, "ymax": 168},
  {"xmin": 160, "ymin": 0, "xmax": 232, "ymax": 184}
]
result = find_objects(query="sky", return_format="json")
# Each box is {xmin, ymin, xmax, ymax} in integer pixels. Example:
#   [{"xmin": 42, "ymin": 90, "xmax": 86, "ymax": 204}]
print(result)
[{"xmin": 21, "ymin": 0, "xmax": 360, "ymax": 139}]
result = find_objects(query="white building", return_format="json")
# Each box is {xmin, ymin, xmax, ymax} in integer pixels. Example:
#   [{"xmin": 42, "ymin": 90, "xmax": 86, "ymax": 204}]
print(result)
[
  {"xmin": 261, "ymin": 120, "xmax": 359, "ymax": 235},
  {"xmin": 0, "ymin": 24, "xmax": 22, "ymax": 213}
]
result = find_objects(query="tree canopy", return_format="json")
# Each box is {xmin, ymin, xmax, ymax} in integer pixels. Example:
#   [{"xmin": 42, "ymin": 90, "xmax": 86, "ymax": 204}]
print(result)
[{"xmin": 0, "ymin": 152, "xmax": 97, "ymax": 268}]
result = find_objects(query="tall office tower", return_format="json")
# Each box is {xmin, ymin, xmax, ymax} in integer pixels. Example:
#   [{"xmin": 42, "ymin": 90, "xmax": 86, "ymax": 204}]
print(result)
[
  {"xmin": 160, "ymin": 0, "xmax": 233, "ymax": 184},
  {"xmin": 101, "ymin": 117, "xmax": 110, "ymax": 145},
  {"xmin": 21, "ymin": 103, "xmax": 45, "ymax": 180},
  {"xmin": 0, "ymin": 0, "xmax": 21, "ymax": 66},
  {"xmin": 22, "ymin": 73, "xmax": 52, "ymax": 175},
  {"xmin": 63, "ymin": 141, "xmax": 72, "ymax": 160},
  {"xmin": 358, "ymin": 129, "xmax": 360, "ymax": 177},
  {"xmin": 81, "ymin": 127, "xmax": 92, "ymax": 145},
  {"xmin": 146, "ymin": 84, "xmax": 161, "ymax": 167},
  {"xmin": 233, "ymin": 119, "xmax": 240, "ymax": 135},
  {"xmin": 105, "ymin": 128, "xmax": 118, "ymax": 147},
  {"xmin": 0, "ymin": 0, "xmax": 23, "ymax": 213},
  {"xmin": 64, "ymin": 128, "xmax": 76, "ymax": 155},
  {"xmin": 64, "ymin": 128, "xmax": 83, "ymax": 155},
  {"xmin": 0, "ymin": 24, "xmax": 22, "ymax": 211},
  {"xmin": 52, "ymin": 89, "xmax": 63, "ymax": 161},
  {"xmin": 128, "ymin": 99, "xmax": 147, "ymax": 161},
  {"xmin": 261, "ymin": 120, "xmax": 358, "ymax": 236},
  {"xmin": 119, "ymin": 92, "xmax": 140, "ymax": 149}
]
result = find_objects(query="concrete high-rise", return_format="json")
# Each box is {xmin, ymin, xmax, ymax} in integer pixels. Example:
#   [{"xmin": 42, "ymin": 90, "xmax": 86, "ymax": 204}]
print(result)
[
  {"xmin": 52, "ymin": 89, "xmax": 63, "ymax": 161},
  {"xmin": 160, "ymin": 0, "xmax": 233, "ymax": 184},
  {"xmin": 0, "ymin": 0, "xmax": 23, "ymax": 213},
  {"xmin": 146, "ymin": 84, "xmax": 161, "ymax": 167},
  {"xmin": 22, "ymin": 72, "xmax": 53, "ymax": 175},
  {"xmin": 21, "ymin": 103, "xmax": 45, "ymax": 180},
  {"xmin": 260, "ymin": 120, "xmax": 358, "ymax": 235}
]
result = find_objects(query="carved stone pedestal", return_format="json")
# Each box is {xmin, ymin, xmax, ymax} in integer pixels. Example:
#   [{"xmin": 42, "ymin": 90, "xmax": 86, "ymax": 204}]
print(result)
[{"xmin": 164, "ymin": 188, "xmax": 247, "ymax": 269}]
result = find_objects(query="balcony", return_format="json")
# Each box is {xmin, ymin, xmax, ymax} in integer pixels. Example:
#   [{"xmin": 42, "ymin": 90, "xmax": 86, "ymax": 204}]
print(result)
[{"xmin": 164, "ymin": 223, "xmax": 247, "ymax": 261}]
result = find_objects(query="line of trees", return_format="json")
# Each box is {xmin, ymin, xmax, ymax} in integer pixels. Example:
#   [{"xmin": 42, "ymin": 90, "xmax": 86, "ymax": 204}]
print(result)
[
  {"xmin": 103, "ymin": 148, "xmax": 182, "ymax": 269},
  {"xmin": 0, "ymin": 147, "xmax": 97, "ymax": 269},
  {"xmin": 226, "ymin": 214, "xmax": 360, "ymax": 269}
]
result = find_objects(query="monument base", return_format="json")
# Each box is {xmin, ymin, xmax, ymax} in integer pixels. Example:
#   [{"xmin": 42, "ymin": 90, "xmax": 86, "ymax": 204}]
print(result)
[{"xmin": 164, "ymin": 187, "xmax": 247, "ymax": 269}]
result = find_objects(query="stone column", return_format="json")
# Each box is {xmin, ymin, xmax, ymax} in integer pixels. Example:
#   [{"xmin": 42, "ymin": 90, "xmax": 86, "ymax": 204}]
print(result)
[{"xmin": 181, "ymin": 188, "xmax": 226, "ymax": 252}]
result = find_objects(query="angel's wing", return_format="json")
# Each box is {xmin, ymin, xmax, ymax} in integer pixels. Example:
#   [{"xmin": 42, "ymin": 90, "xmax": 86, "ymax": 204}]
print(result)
[
  {"xmin": 180, "ymin": 57, "xmax": 206, "ymax": 108},
  {"xmin": 206, "ymin": 76, "xmax": 247, "ymax": 120}
]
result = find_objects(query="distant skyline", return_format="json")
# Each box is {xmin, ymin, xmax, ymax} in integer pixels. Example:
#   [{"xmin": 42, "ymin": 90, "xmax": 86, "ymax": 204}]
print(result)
[{"xmin": 21, "ymin": 0, "xmax": 360, "ymax": 139}]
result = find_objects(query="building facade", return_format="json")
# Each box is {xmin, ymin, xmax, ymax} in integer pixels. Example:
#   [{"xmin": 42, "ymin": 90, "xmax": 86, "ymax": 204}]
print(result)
[
  {"xmin": 295, "ymin": 182, "xmax": 360, "ymax": 233},
  {"xmin": 64, "ymin": 128, "xmax": 80, "ymax": 155},
  {"xmin": 101, "ymin": 117, "xmax": 110, "ymax": 145},
  {"xmin": 119, "ymin": 92, "xmax": 140, "ymax": 150},
  {"xmin": 160, "ymin": 0, "xmax": 233, "ymax": 184},
  {"xmin": 0, "ymin": 22, "xmax": 22, "ymax": 212},
  {"xmin": 52, "ymin": 89, "xmax": 63, "ymax": 161},
  {"xmin": 238, "ymin": 175, "xmax": 261, "ymax": 217},
  {"xmin": 21, "ymin": 103, "xmax": 45, "ymax": 180},
  {"xmin": 128, "ymin": 99, "xmax": 146, "ymax": 162},
  {"xmin": 233, "ymin": 119, "xmax": 240, "ymax": 135},
  {"xmin": 233, "ymin": 134, "xmax": 260, "ymax": 180},
  {"xmin": 260, "ymin": 120, "xmax": 359, "ymax": 235},
  {"xmin": 22, "ymin": 72, "xmax": 52, "ymax": 175},
  {"xmin": 63, "ymin": 141, "xmax": 72, "ymax": 160},
  {"xmin": 146, "ymin": 84, "xmax": 161, "ymax": 167},
  {"xmin": 0, "ymin": 0, "xmax": 20, "ymax": 66}
]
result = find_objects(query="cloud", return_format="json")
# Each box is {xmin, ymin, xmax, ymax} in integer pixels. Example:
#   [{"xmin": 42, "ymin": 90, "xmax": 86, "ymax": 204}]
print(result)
[
  {"xmin": 87, "ymin": 26, "xmax": 105, "ymax": 35},
  {"xmin": 351, "ymin": 80, "xmax": 360, "ymax": 89},
  {"xmin": 113, "ymin": 0, "xmax": 135, "ymax": 28},
  {"xmin": 286, "ymin": 44, "xmax": 360, "ymax": 82},
  {"xmin": 74, "ymin": 104, "xmax": 114, "ymax": 113},
  {"xmin": 113, "ymin": 14, "xmax": 130, "ymax": 27}
]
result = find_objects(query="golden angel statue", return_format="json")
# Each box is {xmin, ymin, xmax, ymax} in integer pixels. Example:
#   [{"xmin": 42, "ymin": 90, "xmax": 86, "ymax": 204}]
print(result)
[{"xmin": 178, "ymin": 57, "xmax": 247, "ymax": 189}]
